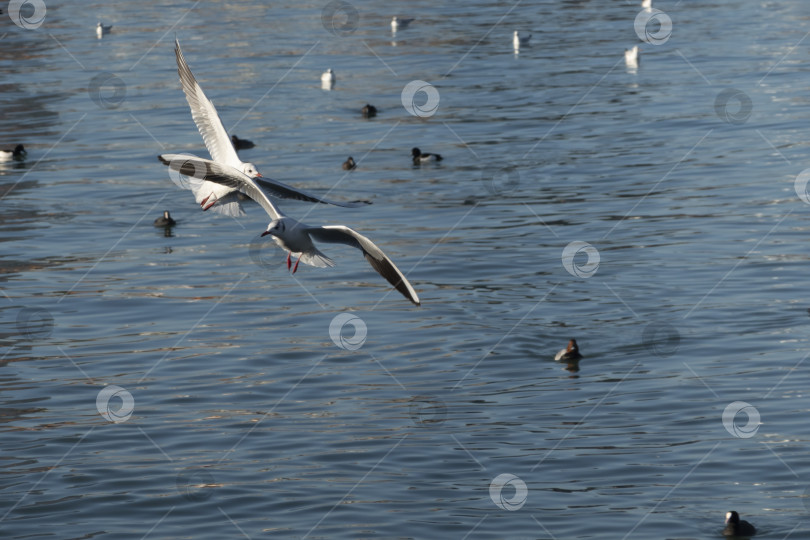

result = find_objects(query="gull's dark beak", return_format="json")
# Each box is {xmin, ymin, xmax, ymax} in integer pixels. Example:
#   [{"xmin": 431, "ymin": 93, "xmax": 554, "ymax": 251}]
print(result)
[{"xmin": 260, "ymin": 230, "xmax": 271, "ymax": 237}]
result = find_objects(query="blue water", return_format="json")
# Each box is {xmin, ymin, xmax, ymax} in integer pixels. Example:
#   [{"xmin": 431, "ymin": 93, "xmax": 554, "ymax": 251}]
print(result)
[{"xmin": 2, "ymin": 0, "xmax": 810, "ymax": 538}]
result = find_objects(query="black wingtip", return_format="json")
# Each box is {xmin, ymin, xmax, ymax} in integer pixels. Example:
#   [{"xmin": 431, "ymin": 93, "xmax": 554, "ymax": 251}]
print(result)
[{"xmin": 363, "ymin": 252, "xmax": 421, "ymax": 306}]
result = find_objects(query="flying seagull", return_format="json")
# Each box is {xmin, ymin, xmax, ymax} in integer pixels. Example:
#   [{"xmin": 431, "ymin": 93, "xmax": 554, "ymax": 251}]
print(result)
[
  {"xmin": 160, "ymin": 157, "xmax": 420, "ymax": 305},
  {"xmin": 166, "ymin": 39, "xmax": 364, "ymax": 214}
]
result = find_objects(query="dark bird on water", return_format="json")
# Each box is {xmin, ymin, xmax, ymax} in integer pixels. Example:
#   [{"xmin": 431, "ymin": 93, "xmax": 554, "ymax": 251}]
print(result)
[
  {"xmin": 231, "ymin": 135, "xmax": 255, "ymax": 150},
  {"xmin": 723, "ymin": 511, "xmax": 756, "ymax": 537},
  {"xmin": 0, "ymin": 144, "xmax": 26, "ymax": 161},
  {"xmin": 361, "ymin": 104, "xmax": 377, "ymax": 118},
  {"xmin": 411, "ymin": 147, "xmax": 442, "ymax": 164},
  {"xmin": 342, "ymin": 157, "xmax": 356, "ymax": 170},
  {"xmin": 154, "ymin": 210, "xmax": 177, "ymax": 227},
  {"xmin": 554, "ymin": 339, "xmax": 582, "ymax": 361}
]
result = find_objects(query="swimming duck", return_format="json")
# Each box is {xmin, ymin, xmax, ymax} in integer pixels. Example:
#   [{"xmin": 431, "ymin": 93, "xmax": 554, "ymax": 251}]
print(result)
[
  {"xmin": 362, "ymin": 104, "xmax": 377, "ymax": 118},
  {"xmin": 0, "ymin": 144, "xmax": 26, "ymax": 161},
  {"xmin": 342, "ymin": 156, "xmax": 356, "ymax": 170},
  {"xmin": 411, "ymin": 147, "xmax": 442, "ymax": 164},
  {"xmin": 554, "ymin": 339, "xmax": 582, "ymax": 361}
]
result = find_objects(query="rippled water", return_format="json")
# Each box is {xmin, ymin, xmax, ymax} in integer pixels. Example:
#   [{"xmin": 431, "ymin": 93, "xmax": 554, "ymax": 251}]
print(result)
[{"xmin": 2, "ymin": 1, "xmax": 810, "ymax": 538}]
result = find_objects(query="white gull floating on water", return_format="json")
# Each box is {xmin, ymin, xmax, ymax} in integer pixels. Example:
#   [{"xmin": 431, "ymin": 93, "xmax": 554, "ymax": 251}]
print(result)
[
  {"xmin": 624, "ymin": 45, "xmax": 639, "ymax": 68},
  {"xmin": 513, "ymin": 30, "xmax": 531, "ymax": 50},
  {"xmin": 96, "ymin": 22, "xmax": 112, "ymax": 39},
  {"xmin": 321, "ymin": 68, "xmax": 335, "ymax": 89},
  {"xmin": 391, "ymin": 16, "xmax": 414, "ymax": 31}
]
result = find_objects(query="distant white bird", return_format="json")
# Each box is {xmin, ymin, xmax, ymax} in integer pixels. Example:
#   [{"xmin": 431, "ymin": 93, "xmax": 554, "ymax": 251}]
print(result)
[
  {"xmin": 513, "ymin": 30, "xmax": 531, "ymax": 50},
  {"xmin": 96, "ymin": 22, "xmax": 112, "ymax": 39},
  {"xmin": 391, "ymin": 16, "xmax": 414, "ymax": 31},
  {"xmin": 321, "ymin": 68, "xmax": 336, "ymax": 89},
  {"xmin": 641, "ymin": 0, "xmax": 652, "ymax": 8},
  {"xmin": 625, "ymin": 45, "xmax": 639, "ymax": 68},
  {"xmin": 169, "ymin": 160, "xmax": 421, "ymax": 305}
]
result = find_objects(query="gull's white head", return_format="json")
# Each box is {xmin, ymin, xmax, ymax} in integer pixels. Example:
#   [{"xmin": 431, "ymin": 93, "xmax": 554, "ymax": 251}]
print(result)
[
  {"xmin": 243, "ymin": 162, "xmax": 261, "ymax": 178},
  {"xmin": 261, "ymin": 219, "xmax": 283, "ymax": 237}
]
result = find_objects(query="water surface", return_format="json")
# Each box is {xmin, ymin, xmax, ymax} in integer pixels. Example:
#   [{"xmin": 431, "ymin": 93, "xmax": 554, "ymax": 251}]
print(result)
[{"xmin": 2, "ymin": 1, "xmax": 810, "ymax": 538}]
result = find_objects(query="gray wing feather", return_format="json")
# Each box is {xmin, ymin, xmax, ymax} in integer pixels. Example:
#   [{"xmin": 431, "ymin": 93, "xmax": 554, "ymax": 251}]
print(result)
[
  {"xmin": 175, "ymin": 39, "xmax": 241, "ymax": 168},
  {"xmin": 158, "ymin": 153, "xmax": 368, "ymax": 209},
  {"xmin": 254, "ymin": 177, "xmax": 371, "ymax": 208},
  {"xmin": 309, "ymin": 226, "xmax": 420, "ymax": 305}
]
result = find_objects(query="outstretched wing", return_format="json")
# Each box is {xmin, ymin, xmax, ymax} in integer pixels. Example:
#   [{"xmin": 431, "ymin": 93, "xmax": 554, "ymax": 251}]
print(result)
[
  {"xmin": 174, "ymin": 39, "xmax": 241, "ymax": 169},
  {"xmin": 309, "ymin": 225, "xmax": 420, "ymax": 305},
  {"xmin": 159, "ymin": 153, "xmax": 281, "ymax": 220},
  {"xmin": 159, "ymin": 153, "xmax": 369, "ymax": 209},
  {"xmin": 254, "ymin": 177, "xmax": 371, "ymax": 208}
]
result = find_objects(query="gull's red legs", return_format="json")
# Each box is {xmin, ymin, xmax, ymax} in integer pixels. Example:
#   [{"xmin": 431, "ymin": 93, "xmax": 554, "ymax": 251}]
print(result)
[
  {"xmin": 285, "ymin": 252, "xmax": 301, "ymax": 273},
  {"xmin": 200, "ymin": 194, "xmax": 216, "ymax": 210}
]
